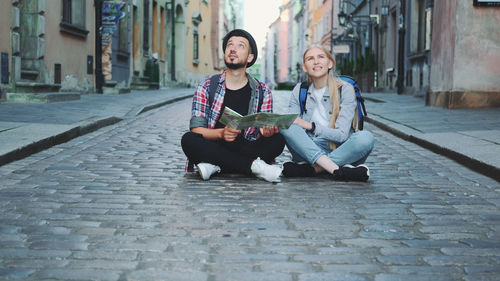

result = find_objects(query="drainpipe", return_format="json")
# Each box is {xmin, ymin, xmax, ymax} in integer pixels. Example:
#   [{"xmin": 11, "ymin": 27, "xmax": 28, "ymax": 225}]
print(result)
[
  {"xmin": 170, "ymin": 0, "xmax": 176, "ymax": 81},
  {"xmin": 396, "ymin": 0, "xmax": 406, "ymax": 94},
  {"xmin": 95, "ymin": 0, "xmax": 104, "ymax": 93},
  {"xmin": 330, "ymin": 0, "xmax": 335, "ymax": 54}
]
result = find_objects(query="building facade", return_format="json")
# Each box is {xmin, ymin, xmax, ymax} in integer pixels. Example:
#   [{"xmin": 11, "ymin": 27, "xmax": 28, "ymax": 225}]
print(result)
[
  {"xmin": 295, "ymin": 0, "xmax": 309, "ymax": 83},
  {"xmin": 261, "ymin": 0, "xmax": 303, "ymax": 89},
  {"xmin": 0, "ymin": 0, "xmax": 97, "ymax": 100},
  {"xmin": 0, "ymin": 0, "xmax": 237, "ymax": 101},
  {"xmin": 101, "ymin": 0, "xmax": 132, "ymax": 93},
  {"xmin": 405, "ymin": 0, "xmax": 432, "ymax": 97},
  {"xmin": 155, "ymin": 0, "xmax": 237, "ymax": 88},
  {"xmin": 428, "ymin": 0, "xmax": 500, "ymax": 108},
  {"xmin": 369, "ymin": 0, "xmax": 403, "ymax": 92},
  {"xmin": 261, "ymin": 19, "xmax": 278, "ymax": 89}
]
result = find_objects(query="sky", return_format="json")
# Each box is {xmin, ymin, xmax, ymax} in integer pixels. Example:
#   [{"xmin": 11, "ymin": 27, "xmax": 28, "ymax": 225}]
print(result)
[{"xmin": 243, "ymin": 0, "xmax": 282, "ymax": 52}]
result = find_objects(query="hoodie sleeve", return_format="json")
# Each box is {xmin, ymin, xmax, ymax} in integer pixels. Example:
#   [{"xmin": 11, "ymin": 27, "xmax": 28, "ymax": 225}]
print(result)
[{"xmin": 287, "ymin": 83, "xmax": 302, "ymax": 115}]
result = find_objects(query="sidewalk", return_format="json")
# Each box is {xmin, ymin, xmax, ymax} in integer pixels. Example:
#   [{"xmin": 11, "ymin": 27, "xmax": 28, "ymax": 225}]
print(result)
[
  {"xmin": 363, "ymin": 92, "xmax": 500, "ymax": 182},
  {"xmin": 0, "ymin": 88, "xmax": 498, "ymax": 181},
  {"xmin": 273, "ymin": 90, "xmax": 500, "ymax": 182},
  {"xmin": 0, "ymin": 88, "xmax": 193, "ymax": 166}
]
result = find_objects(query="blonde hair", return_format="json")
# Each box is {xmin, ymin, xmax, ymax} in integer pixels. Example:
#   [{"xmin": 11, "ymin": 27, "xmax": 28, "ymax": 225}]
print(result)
[{"xmin": 303, "ymin": 46, "xmax": 359, "ymax": 150}]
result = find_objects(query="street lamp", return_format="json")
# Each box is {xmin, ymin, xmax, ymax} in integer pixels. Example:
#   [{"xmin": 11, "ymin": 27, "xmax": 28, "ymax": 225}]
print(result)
[
  {"xmin": 338, "ymin": 13, "xmax": 379, "ymax": 27},
  {"xmin": 396, "ymin": 0, "xmax": 406, "ymax": 94},
  {"xmin": 338, "ymin": 11, "xmax": 348, "ymax": 27},
  {"xmin": 337, "ymin": 0, "xmax": 379, "ymax": 27},
  {"xmin": 94, "ymin": 0, "xmax": 104, "ymax": 93}
]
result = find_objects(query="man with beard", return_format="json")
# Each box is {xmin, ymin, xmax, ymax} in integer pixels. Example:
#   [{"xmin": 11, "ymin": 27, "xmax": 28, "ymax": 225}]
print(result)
[{"xmin": 181, "ymin": 29, "xmax": 285, "ymax": 182}]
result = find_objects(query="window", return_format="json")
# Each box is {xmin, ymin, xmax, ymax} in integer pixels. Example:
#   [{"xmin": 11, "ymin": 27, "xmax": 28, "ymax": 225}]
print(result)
[
  {"xmin": 1, "ymin": 53, "xmax": 9, "ymax": 84},
  {"xmin": 118, "ymin": 12, "xmax": 129, "ymax": 58},
  {"xmin": 133, "ymin": 5, "xmax": 139, "ymax": 69},
  {"xmin": 417, "ymin": 0, "xmax": 426, "ymax": 51},
  {"xmin": 60, "ymin": 0, "xmax": 89, "ymax": 38},
  {"xmin": 192, "ymin": 12, "xmax": 202, "ymax": 65},
  {"xmin": 193, "ymin": 29, "xmax": 199, "ymax": 64}
]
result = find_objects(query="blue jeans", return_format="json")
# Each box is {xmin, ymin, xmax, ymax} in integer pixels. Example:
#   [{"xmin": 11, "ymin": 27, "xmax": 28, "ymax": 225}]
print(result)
[{"xmin": 280, "ymin": 124, "xmax": 374, "ymax": 167}]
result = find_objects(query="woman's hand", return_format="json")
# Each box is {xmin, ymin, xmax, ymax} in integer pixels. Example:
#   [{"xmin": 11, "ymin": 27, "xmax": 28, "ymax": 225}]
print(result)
[
  {"xmin": 259, "ymin": 126, "xmax": 279, "ymax": 137},
  {"xmin": 222, "ymin": 126, "xmax": 241, "ymax": 142},
  {"xmin": 293, "ymin": 117, "xmax": 313, "ymax": 130}
]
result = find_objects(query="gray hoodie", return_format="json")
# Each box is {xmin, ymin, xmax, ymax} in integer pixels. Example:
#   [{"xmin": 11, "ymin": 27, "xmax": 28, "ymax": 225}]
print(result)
[{"xmin": 287, "ymin": 81, "xmax": 356, "ymax": 144}]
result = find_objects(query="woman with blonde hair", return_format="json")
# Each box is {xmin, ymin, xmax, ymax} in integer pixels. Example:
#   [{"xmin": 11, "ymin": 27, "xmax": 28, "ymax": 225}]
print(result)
[{"xmin": 280, "ymin": 46, "xmax": 374, "ymax": 181}]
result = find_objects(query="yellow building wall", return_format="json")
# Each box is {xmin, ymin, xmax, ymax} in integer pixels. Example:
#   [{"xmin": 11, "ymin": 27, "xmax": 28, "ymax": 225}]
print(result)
[
  {"xmin": 308, "ymin": 0, "xmax": 324, "ymax": 45},
  {"xmin": 44, "ymin": 1, "xmax": 95, "ymax": 86},
  {"xmin": 185, "ymin": 0, "xmax": 217, "ymax": 75},
  {"xmin": 153, "ymin": 0, "xmax": 169, "ymax": 85}
]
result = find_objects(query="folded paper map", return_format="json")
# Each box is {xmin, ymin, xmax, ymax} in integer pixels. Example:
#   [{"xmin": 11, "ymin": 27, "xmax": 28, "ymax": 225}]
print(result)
[{"xmin": 219, "ymin": 107, "xmax": 298, "ymax": 130}]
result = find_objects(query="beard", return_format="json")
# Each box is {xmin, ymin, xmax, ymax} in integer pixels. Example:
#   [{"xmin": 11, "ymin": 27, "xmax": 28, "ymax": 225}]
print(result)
[{"xmin": 224, "ymin": 59, "xmax": 247, "ymax": 70}]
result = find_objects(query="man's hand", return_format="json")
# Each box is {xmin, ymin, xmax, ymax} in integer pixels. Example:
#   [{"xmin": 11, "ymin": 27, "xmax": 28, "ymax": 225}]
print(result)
[
  {"xmin": 259, "ymin": 126, "xmax": 279, "ymax": 137},
  {"xmin": 222, "ymin": 126, "xmax": 241, "ymax": 142}
]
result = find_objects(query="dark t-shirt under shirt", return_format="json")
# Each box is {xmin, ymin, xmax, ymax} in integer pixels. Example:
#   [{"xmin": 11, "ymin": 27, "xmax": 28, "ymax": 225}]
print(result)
[{"xmin": 215, "ymin": 82, "xmax": 251, "ymax": 129}]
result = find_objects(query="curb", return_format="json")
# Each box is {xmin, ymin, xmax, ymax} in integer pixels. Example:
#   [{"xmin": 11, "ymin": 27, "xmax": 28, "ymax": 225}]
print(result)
[
  {"xmin": 135, "ymin": 95, "xmax": 192, "ymax": 116},
  {"xmin": 0, "ymin": 117, "xmax": 121, "ymax": 167},
  {"xmin": 366, "ymin": 115, "xmax": 500, "ymax": 182}
]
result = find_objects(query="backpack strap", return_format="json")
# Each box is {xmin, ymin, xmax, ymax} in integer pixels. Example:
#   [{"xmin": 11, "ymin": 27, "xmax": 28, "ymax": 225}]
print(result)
[
  {"xmin": 208, "ymin": 74, "xmax": 221, "ymax": 108},
  {"xmin": 253, "ymin": 77, "xmax": 264, "ymax": 113},
  {"xmin": 299, "ymin": 81, "xmax": 309, "ymax": 114},
  {"xmin": 339, "ymin": 75, "xmax": 366, "ymax": 130},
  {"xmin": 359, "ymin": 95, "xmax": 367, "ymax": 117}
]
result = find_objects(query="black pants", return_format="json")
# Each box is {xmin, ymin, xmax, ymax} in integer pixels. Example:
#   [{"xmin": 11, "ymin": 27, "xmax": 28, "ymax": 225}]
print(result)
[{"xmin": 181, "ymin": 132, "xmax": 285, "ymax": 174}]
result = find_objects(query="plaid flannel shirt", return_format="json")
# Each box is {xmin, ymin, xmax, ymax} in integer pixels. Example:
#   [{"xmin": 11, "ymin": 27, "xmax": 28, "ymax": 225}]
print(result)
[{"xmin": 189, "ymin": 71, "xmax": 273, "ymax": 141}]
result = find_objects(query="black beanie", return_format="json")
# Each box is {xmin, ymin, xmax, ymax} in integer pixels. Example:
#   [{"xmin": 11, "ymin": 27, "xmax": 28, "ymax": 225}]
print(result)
[{"xmin": 222, "ymin": 29, "xmax": 258, "ymax": 67}]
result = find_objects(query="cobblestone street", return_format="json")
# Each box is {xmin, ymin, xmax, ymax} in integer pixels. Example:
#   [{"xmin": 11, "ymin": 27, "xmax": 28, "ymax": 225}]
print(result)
[{"xmin": 0, "ymin": 97, "xmax": 499, "ymax": 281}]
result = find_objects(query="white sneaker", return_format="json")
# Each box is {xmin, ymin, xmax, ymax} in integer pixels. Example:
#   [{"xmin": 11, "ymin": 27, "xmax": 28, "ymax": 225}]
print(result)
[
  {"xmin": 196, "ymin": 163, "xmax": 221, "ymax": 180},
  {"xmin": 251, "ymin": 158, "xmax": 282, "ymax": 183}
]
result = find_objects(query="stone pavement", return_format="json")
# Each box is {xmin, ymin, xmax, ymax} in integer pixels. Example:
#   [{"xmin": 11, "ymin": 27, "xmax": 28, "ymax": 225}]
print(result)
[
  {"xmin": 0, "ymin": 88, "xmax": 499, "ymax": 182},
  {"xmin": 1, "ymin": 88, "xmax": 499, "ymax": 182},
  {"xmin": 0, "ymin": 97, "xmax": 498, "ymax": 281}
]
